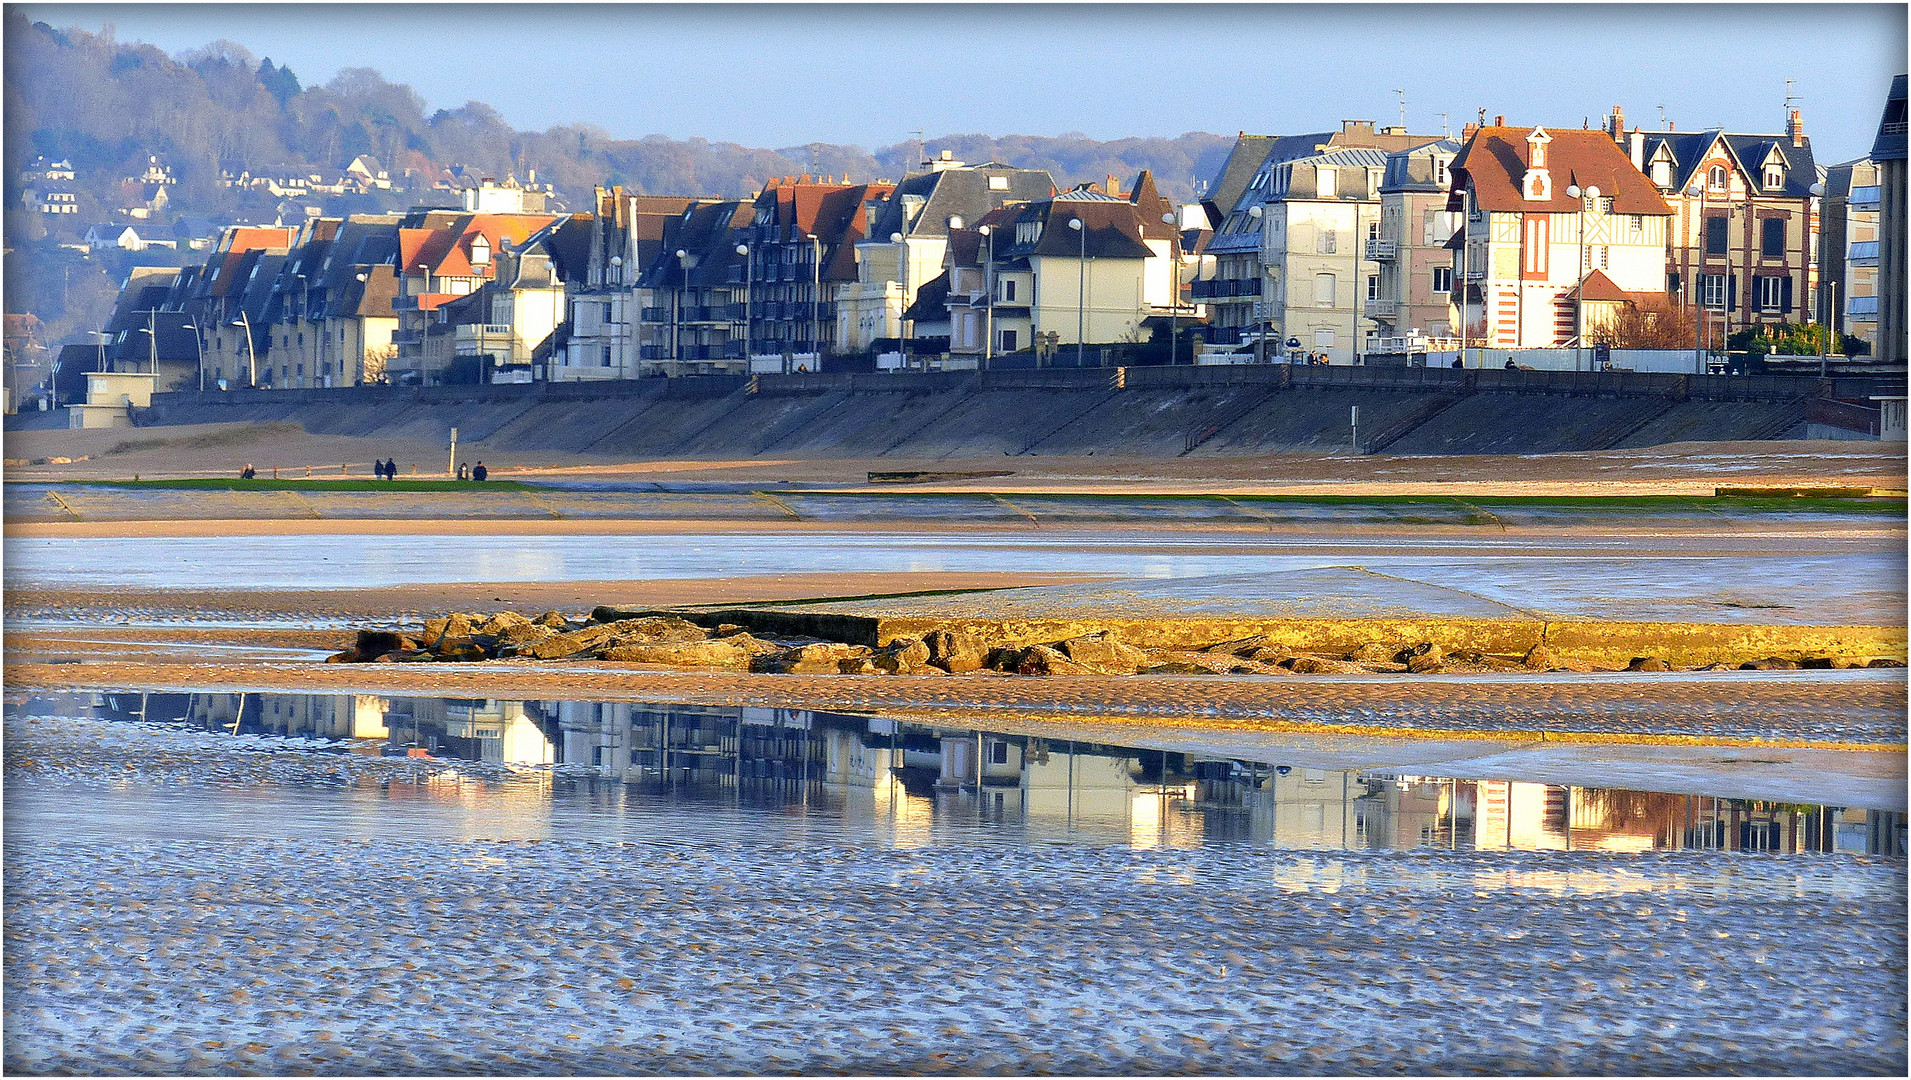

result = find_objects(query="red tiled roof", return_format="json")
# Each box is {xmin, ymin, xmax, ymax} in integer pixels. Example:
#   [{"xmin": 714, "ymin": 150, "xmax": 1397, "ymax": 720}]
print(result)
[
  {"xmin": 1450, "ymin": 126, "xmax": 1671, "ymax": 215},
  {"xmin": 221, "ymin": 226, "xmax": 296, "ymax": 254},
  {"xmin": 1566, "ymin": 270, "xmax": 1643, "ymax": 303}
]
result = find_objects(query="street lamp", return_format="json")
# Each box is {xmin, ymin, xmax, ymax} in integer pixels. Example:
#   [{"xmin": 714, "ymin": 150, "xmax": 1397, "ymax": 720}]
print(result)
[
  {"xmin": 1809, "ymin": 181, "xmax": 1832, "ymax": 377},
  {"xmin": 891, "ymin": 230, "xmax": 908, "ymax": 368},
  {"xmin": 977, "ymin": 224, "xmax": 995, "ymax": 366},
  {"xmin": 1068, "ymin": 216, "xmax": 1085, "ymax": 367},
  {"xmin": 1247, "ymin": 204, "xmax": 1267, "ymax": 364},
  {"xmin": 1161, "ymin": 211, "xmax": 1180, "ymax": 365},
  {"xmin": 230, "ymin": 311, "xmax": 257, "ymax": 388},
  {"xmin": 1566, "ymin": 183, "xmax": 1600, "ymax": 371},
  {"xmin": 735, "ymin": 242, "xmax": 752, "ymax": 366},
  {"xmin": 673, "ymin": 248, "xmax": 688, "ymax": 372}
]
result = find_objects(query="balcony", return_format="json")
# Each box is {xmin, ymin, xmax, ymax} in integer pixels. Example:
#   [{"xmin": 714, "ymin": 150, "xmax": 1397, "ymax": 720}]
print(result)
[
  {"xmin": 1364, "ymin": 239, "xmax": 1396, "ymax": 260},
  {"xmin": 1365, "ymin": 299, "xmax": 1399, "ymax": 318},
  {"xmin": 640, "ymin": 307, "xmax": 669, "ymax": 322},
  {"xmin": 1848, "ymin": 240, "xmax": 1880, "ymax": 265},
  {"xmin": 1366, "ymin": 333, "xmax": 1462, "ymax": 355},
  {"xmin": 1463, "ymin": 267, "xmax": 1487, "ymax": 281}
]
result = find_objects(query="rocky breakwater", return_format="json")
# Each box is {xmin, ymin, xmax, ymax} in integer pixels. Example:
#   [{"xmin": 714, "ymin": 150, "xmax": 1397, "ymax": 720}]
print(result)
[{"xmin": 323, "ymin": 609, "xmax": 1904, "ymax": 678}]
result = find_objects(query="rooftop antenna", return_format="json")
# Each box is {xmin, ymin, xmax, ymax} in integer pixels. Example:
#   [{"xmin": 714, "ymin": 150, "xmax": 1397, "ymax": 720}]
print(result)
[
  {"xmin": 1656, "ymin": 104, "xmax": 1668, "ymax": 129},
  {"xmin": 913, "ymin": 128, "xmax": 925, "ymax": 171},
  {"xmin": 1394, "ymin": 89, "xmax": 1407, "ymax": 130},
  {"xmin": 1438, "ymin": 111, "xmax": 1451, "ymax": 138},
  {"xmin": 1783, "ymin": 77, "xmax": 1800, "ymax": 127}
]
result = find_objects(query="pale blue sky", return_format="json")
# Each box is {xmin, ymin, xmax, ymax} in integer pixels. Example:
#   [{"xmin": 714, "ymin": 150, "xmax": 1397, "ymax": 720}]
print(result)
[{"xmin": 16, "ymin": 3, "xmax": 1908, "ymax": 162}]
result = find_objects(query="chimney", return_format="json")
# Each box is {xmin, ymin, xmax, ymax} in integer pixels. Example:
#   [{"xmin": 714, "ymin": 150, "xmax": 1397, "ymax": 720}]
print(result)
[
  {"xmin": 1494, "ymin": 115, "xmax": 1506, "ymax": 127},
  {"xmin": 1629, "ymin": 129, "xmax": 1646, "ymax": 170},
  {"xmin": 1608, "ymin": 105, "xmax": 1625, "ymax": 145},
  {"xmin": 1788, "ymin": 108, "xmax": 1804, "ymax": 147},
  {"xmin": 1461, "ymin": 121, "xmax": 1479, "ymax": 142},
  {"xmin": 1106, "ymin": 173, "xmax": 1120, "ymax": 196}
]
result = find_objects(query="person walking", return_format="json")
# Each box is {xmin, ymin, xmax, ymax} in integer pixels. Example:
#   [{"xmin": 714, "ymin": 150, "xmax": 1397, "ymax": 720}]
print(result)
[
  {"xmin": 472, "ymin": 461, "xmax": 488, "ymax": 482},
  {"xmin": 457, "ymin": 462, "xmax": 468, "ymax": 481}
]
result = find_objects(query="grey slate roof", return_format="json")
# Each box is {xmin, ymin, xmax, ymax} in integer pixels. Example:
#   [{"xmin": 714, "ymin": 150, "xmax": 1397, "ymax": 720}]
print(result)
[
  {"xmin": 868, "ymin": 165, "xmax": 1057, "ymax": 241},
  {"xmin": 1872, "ymin": 74, "xmax": 1907, "ymax": 162}
]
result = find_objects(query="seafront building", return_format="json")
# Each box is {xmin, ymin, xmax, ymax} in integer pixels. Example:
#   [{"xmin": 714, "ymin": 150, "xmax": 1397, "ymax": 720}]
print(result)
[{"xmin": 72, "ymin": 96, "xmax": 1909, "ymax": 402}]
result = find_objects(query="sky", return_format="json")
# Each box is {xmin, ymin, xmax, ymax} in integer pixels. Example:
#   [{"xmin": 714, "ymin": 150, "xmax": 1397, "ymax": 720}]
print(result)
[{"xmin": 15, "ymin": 3, "xmax": 1909, "ymax": 163}]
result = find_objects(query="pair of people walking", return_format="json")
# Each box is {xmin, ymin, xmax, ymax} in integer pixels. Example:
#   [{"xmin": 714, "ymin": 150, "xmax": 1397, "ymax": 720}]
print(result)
[{"xmin": 373, "ymin": 458, "xmax": 400, "ymax": 480}]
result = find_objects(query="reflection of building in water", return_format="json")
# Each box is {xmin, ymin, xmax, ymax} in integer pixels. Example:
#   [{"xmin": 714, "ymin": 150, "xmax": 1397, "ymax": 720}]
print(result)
[
  {"xmin": 186, "ymin": 692, "xmax": 390, "ymax": 741},
  {"xmin": 393, "ymin": 698, "xmax": 554, "ymax": 765}
]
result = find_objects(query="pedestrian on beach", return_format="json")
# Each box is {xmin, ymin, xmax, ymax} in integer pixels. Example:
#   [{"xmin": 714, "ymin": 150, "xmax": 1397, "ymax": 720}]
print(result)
[
  {"xmin": 240, "ymin": 463, "xmax": 255, "ymax": 480},
  {"xmin": 472, "ymin": 461, "xmax": 488, "ymax": 482},
  {"xmin": 458, "ymin": 462, "xmax": 468, "ymax": 481},
  {"xmin": 384, "ymin": 459, "xmax": 396, "ymax": 480}
]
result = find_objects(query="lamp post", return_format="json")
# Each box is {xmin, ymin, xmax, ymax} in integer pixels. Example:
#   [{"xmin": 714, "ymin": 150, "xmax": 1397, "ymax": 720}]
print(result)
[
  {"xmin": 735, "ymin": 242, "xmax": 752, "ymax": 367},
  {"xmin": 1809, "ymin": 181, "xmax": 1830, "ymax": 377},
  {"xmin": 186, "ymin": 322, "xmax": 203, "ymax": 392},
  {"xmin": 891, "ymin": 230, "xmax": 908, "ymax": 369},
  {"xmin": 1247, "ymin": 204, "xmax": 1267, "ymax": 364},
  {"xmin": 231, "ymin": 311, "xmax": 257, "ymax": 388},
  {"xmin": 1161, "ymin": 210, "xmax": 1180, "ymax": 365},
  {"xmin": 1566, "ymin": 183, "xmax": 1600, "ymax": 371},
  {"xmin": 1068, "ymin": 216, "xmax": 1085, "ymax": 367},
  {"xmin": 673, "ymin": 248, "xmax": 688, "ymax": 373},
  {"xmin": 806, "ymin": 232, "xmax": 822, "ymax": 367},
  {"xmin": 977, "ymin": 224, "xmax": 995, "ymax": 366}
]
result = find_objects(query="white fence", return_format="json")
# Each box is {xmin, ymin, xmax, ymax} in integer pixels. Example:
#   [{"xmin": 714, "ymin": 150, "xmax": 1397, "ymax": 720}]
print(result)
[{"xmin": 1421, "ymin": 348, "xmax": 1717, "ymax": 374}]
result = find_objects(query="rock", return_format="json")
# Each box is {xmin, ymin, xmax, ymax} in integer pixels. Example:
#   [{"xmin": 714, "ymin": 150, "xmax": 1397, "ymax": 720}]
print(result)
[
  {"xmin": 1626, "ymin": 656, "xmax": 1672, "ymax": 672},
  {"xmin": 1403, "ymin": 642, "xmax": 1445, "ymax": 674},
  {"xmin": 1740, "ymin": 656, "xmax": 1799, "ymax": 670},
  {"xmin": 750, "ymin": 641, "xmax": 871, "ymax": 674},
  {"xmin": 1057, "ymin": 632, "xmax": 1147, "ymax": 673},
  {"xmin": 492, "ymin": 624, "xmax": 557, "ymax": 656},
  {"xmin": 1283, "ymin": 655, "xmax": 1370, "ymax": 675},
  {"xmin": 925, "ymin": 629, "xmax": 990, "ymax": 674},
  {"xmin": 476, "ymin": 611, "xmax": 534, "ymax": 637},
  {"xmin": 324, "ymin": 650, "xmax": 359, "ymax": 664},
  {"xmin": 1202, "ymin": 635, "xmax": 1288, "ymax": 660},
  {"xmin": 355, "ymin": 630, "xmax": 407, "ymax": 657},
  {"xmin": 1346, "ymin": 642, "xmax": 1401, "ymax": 664},
  {"xmin": 714, "ymin": 624, "xmax": 748, "ymax": 637},
  {"xmin": 532, "ymin": 611, "xmax": 570, "ymax": 630},
  {"xmin": 422, "ymin": 613, "xmax": 478, "ymax": 650},
  {"xmin": 1798, "ymin": 656, "xmax": 1841, "ymax": 669},
  {"xmin": 838, "ymin": 658, "xmax": 879, "ymax": 674},
  {"xmin": 1522, "ymin": 643, "xmax": 1557, "ymax": 670},
  {"xmin": 872, "ymin": 637, "xmax": 932, "ymax": 675},
  {"xmin": 1867, "ymin": 658, "xmax": 1907, "ymax": 668},
  {"xmin": 520, "ymin": 617, "xmax": 708, "ymax": 660},
  {"xmin": 1013, "ymin": 644, "xmax": 1098, "ymax": 676},
  {"xmin": 602, "ymin": 638, "xmax": 760, "ymax": 670},
  {"xmin": 1142, "ymin": 650, "xmax": 1271, "ymax": 675},
  {"xmin": 434, "ymin": 644, "xmax": 487, "ymax": 663}
]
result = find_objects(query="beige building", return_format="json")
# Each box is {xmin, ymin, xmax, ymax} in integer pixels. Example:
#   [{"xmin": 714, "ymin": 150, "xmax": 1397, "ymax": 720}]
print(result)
[{"xmin": 1370, "ymin": 140, "xmax": 1464, "ymax": 357}]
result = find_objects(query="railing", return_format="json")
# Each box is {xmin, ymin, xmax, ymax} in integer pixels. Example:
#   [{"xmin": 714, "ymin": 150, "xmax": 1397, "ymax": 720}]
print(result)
[
  {"xmin": 1191, "ymin": 279, "xmax": 1262, "ymax": 299},
  {"xmin": 1365, "ymin": 334, "xmax": 1463, "ymax": 354},
  {"xmin": 1463, "ymin": 267, "xmax": 1487, "ymax": 281},
  {"xmin": 1365, "ymin": 239, "xmax": 1396, "ymax": 260},
  {"xmin": 1365, "ymin": 300, "xmax": 1399, "ymax": 317},
  {"xmin": 640, "ymin": 307, "xmax": 668, "ymax": 322}
]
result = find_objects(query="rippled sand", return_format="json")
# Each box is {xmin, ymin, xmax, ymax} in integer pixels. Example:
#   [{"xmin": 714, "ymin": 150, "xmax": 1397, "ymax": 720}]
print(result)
[{"xmin": 4, "ymin": 716, "xmax": 1905, "ymax": 1076}]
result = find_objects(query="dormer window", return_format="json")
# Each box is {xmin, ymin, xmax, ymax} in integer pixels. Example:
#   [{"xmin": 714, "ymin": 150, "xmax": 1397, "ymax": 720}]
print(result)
[
  {"xmin": 469, "ymin": 235, "xmax": 490, "ymax": 267},
  {"xmin": 1708, "ymin": 165, "xmax": 1727, "ymax": 192},
  {"xmin": 1651, "ymin": 159, "xmax": 1672, "ymax": 187},
  {"xmin": 1763, "ymin": 165, "xmax": 1784, "ymax": 190},
  {"xmin": 1433, "ymin": 158, "xmax": 1450, "ymax": 187}
]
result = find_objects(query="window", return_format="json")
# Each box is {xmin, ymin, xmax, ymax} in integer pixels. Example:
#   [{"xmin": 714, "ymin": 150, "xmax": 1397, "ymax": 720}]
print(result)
[
  {"xmin": 989, "ymin": 741, "xmax": 1009, "ymax": 765},
  {"xmin": 1315, "ymin": 167, "xmax": 1337, "ymax": 199},
  {"xmin": 1629, "ymin": 214, "xmax": 1644, "ymax": 237},
  {"xmin": 988, "ymin": 175, "xmax": 1009, "ymax": 191},
  {"xmin": 1434, "ymin": 158, "xmax": 1450, "ymax": 187},
  {"xmin": 1314, "ymin": 273, "xmax": 1336, "ymax": 306},
  {"xmin": 1708, "ymin": 165, "xmax": 1727, "ymax": 192},
  {"xmin": 1367, "ymin": 220, "xmax": 1380, "ymax": 241},
  {"xmin": 999, "ymin": 328, "xmax": 1017, "ymax": 352},
  {"xmin": 1761, "ymin": 218, "xmax": 1786, "ymax": 258},
  {"xmin": 1000, "ymin": 279, "xmax": 1016, "ymax": 302},
  {"xmin": 601, "ymin": 346, "xmax": 612, "ymax": 367},
  {"xmin": 1754, "ymin": 274, "xmax": 1791, "ymax": 312},
  {"xmin": 1312, "ymin": 329, "xmax": 1336, "ymax": 348},
  {"xmin": 1316, "ymin": 229, "xmax": 1337, "ymax": 255},
  {"xmin": 1651, "ymin": 160, "xmax": 1672, "ymax": 188},
  {"xmin": 1366, "ymin": 274, "xmax": 1380, "ymax": 301},
  {"xmin": 1704, "ymin": 216, "xmax": 1728, "ymax": 256},
  {"xmin": 1433, "ymin": 266, "xmax": 1454, "ymax": 293},
  {"xmin": 1700, "ymin": 273, "xmax": 1727, "ymax": 308},
  {"xmin": 1764, "ymin": 165, "xmax": 1784, "ymax": 190}
]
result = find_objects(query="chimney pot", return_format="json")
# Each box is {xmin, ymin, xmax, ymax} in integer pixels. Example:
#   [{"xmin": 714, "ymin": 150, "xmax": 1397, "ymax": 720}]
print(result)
[
  {"xmin": 1494, "ymin": 115, "xmax": 1506, "ymax": 127},
  {"xmin": 1789, "ymin": 108, "xmax": 1804, "ymax": 147}
]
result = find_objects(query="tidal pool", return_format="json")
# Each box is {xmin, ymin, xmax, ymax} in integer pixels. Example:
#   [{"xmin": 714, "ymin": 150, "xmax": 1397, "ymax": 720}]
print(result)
[{"xmin": 5, "ymin": 693, "xmax": 1904, "ymax": 1075}]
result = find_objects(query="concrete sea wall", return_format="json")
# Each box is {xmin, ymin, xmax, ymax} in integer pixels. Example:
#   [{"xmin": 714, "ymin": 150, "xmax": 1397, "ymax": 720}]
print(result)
[{"xmin": 135, "ymin": 365, "xmax": 1899, "ymax": 458}]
